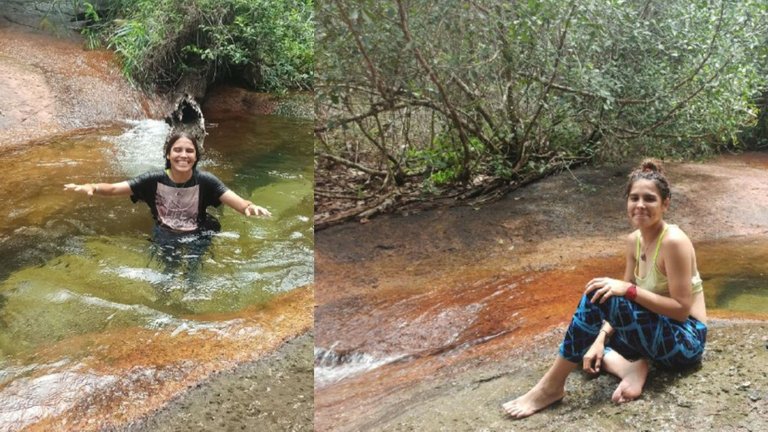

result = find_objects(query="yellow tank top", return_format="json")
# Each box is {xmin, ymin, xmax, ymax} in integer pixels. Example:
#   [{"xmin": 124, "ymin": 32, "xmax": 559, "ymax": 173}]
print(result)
[{"xmin": 634, "ymin": 224, "xmax": 703, "ymax": 296}]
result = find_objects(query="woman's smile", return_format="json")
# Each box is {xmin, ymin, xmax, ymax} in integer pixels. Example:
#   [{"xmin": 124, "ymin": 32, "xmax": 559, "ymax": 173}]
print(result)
[
  {"xmin": 627, "ymin": 179, "xmax": 669, "ymax": 228},
  {"xmin": 167, "ymin": 137, "xmax": 197, "ymax": 172}
]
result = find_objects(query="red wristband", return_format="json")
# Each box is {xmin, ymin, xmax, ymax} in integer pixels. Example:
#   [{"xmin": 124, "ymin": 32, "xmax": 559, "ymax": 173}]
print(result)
[{"xmin": 625, "ymin": 284, "xmax": 638, "ymax": 301}]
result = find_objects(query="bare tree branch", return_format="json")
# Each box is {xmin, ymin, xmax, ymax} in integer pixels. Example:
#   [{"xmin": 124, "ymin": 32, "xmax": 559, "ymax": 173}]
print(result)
[
  {"xmin": 316, "ymin": 152, "xmax": 387, "ymax": 176},
  {"xmin": 396, "ymin": 0, "xmax": 472, "ymax": 182},
  {"xmin": 333, "ymin": 1, "xmax": 392, "ymax": 103},
  {"xmin": 315, "ymin": 102, "xmax": 410, "ymax": 133},
  {"xmin": 518, "ymin": 1, "xmax": 578, "ymax": 167}
]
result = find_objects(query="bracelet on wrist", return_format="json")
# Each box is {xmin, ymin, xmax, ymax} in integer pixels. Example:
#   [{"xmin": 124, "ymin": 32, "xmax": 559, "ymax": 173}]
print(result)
[
  {"xmin": 242, "ymin": 201, "xmax": 254, "ymax": 212},
  {"xmin": 625, "ymin": 283, "xmax": 638, "ymax": 301}
]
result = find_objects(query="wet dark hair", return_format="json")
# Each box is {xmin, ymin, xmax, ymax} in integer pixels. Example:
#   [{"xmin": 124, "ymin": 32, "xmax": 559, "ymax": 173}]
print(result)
[
  {"xmin": 625, "ymin": 158, "xmax": 671, "ymax": 201},
  {"xmin": 164, "ymin": 132, "xmax": 201, "ymax": 169}
]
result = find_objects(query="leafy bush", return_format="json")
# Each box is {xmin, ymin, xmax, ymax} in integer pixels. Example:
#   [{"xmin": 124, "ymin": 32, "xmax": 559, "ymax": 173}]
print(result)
[{"xmin": 79, "ymin": 0, "xmax": 313, "ymax": 92}]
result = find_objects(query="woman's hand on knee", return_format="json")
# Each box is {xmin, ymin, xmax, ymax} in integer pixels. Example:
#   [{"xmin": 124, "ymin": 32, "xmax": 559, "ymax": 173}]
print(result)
[
  {"xmin": 583, "ymin": 341, "xmax": 604, "ymax": 374},
  {"xmin": 585, "ymin": 277, "xmax": 631, "ymax": 304}
]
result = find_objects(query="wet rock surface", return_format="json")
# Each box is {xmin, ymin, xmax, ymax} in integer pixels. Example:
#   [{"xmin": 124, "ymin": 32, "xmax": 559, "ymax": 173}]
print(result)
[
  {"xmin": 0, "ymin": 13, "xmax": 315, "ymax": 432},
  {"xmin": 0, "ymin": 17, "xmax": 165, "ymax": 148}
]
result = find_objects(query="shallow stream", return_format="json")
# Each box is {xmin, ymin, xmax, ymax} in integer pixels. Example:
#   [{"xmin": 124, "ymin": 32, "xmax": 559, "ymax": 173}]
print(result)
[{"xmin": 0, "ymin": 115, "xmax": 312, "ymax": 429}]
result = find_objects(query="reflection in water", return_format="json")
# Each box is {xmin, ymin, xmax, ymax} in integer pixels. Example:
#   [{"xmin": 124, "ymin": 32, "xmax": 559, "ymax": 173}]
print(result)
[
  {"xmin": 697, "ymin": 237, "xmax": 768, "ymax": 316},
  {"xmin": 0, "ymin": 115, "xmax": 313, "ymax": 430}
]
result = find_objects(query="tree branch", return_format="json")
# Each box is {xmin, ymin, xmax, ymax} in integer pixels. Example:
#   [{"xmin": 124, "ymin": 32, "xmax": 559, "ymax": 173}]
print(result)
[
  {"xmin": 333, "ymin": 1, "xmax": 391, "ymax": 103},
  {"xmin": 518, "ymin": 1, "xmax": 578, "ymax": 164},
  {"xmin": 396, "ymin": 0, "xmax": 472, "ymax": 182},
  {"xmin": 315, "ymin": 102, "xmax": 410, "ymax": 134},
  {"xmin": 316, "ymin": 152, "xmax": 387, "ymax": 176}
]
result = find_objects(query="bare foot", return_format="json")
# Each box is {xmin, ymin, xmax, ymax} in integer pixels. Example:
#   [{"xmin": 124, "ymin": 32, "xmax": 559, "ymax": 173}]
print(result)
[
  {"xmin": 610, "ymin": 359, "xmax": 648, "ymax": 403},
  {"xmin": 502, "ymin": 384, "xmax": 565, "ymax": 419}
]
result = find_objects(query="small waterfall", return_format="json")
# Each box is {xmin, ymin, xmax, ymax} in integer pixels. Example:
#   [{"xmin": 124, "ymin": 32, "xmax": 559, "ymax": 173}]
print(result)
[
  {"xmin": 107, "ymin": 119, "xmax": 170, "ymax": 177},
  {"xmin": 314, "ymin": 346, "xmax": 406, "ymax": 388}
]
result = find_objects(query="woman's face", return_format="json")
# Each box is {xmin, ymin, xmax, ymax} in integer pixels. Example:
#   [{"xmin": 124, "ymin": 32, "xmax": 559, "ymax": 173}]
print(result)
[
  {"xmin": 627, "ymin": 179, "xmax": 669, "ymax": 229},
  {"xmin": 166, "ymin": 137, "xmax": 197, "ymax": 172}
]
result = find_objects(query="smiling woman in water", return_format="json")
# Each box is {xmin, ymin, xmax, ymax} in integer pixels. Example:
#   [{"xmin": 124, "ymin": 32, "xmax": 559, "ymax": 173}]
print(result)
[
  {"xmin": 503, "ymin": 158, "xmax": 707, "ymax": 419},
  {"xmin": 64, "ymin": 132, "xmax": 271, "ymax": 273}
]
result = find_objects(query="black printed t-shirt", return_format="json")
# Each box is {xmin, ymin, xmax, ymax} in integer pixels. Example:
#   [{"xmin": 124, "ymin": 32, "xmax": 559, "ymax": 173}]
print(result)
[{"xmin": 128, "ymin": 169, "xmax": 229, "ymax": 232}]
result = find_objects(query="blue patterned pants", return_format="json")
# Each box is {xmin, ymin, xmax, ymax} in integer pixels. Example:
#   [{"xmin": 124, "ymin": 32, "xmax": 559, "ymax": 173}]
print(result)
[{"xmin": 559, "ymin": 292, "xmax": 707, "ymax": 369}]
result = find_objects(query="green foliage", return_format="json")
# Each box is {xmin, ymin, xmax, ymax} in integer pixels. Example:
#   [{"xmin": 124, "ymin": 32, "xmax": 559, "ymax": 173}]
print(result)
[
  {"xmin": 317, "ymin": 0, "xmax": 768, "ymax": 193},
  {"xmin": 78, "ymin": 0, "xmax": 313, "ymax": 92},
  {"xmin": 408, "ymin": 133, "xmax": 465, "ymax": 186},
  {"xmin": 78, "ymin": 2, "xmax": 102, "ymax": 49}
]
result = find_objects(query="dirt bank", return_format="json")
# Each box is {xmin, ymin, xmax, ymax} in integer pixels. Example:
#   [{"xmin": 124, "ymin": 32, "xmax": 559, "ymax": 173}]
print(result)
[
  {"xmin": 202, "ymin": 85, "xmax": 313, "ymax": 119},
  {"xmin": 315, "ymin": 154, "xmax": 768, "ymax": 431}
]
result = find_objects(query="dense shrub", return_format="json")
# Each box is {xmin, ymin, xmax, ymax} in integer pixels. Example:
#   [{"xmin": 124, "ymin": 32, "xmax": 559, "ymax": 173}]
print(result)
[
  {"xmin": 317, "ymin": 0, "xmax": 768, "ymax": 189},
  {"xmin": 80, "ymin": 0, "xmax": 313, "ymax": 93}
]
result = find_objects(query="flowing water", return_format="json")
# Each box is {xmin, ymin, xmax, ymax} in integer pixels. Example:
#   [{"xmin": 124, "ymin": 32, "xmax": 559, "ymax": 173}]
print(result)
[{"xmin": 0, "ymin": 115, "xmax": 313, "ymax": 430}]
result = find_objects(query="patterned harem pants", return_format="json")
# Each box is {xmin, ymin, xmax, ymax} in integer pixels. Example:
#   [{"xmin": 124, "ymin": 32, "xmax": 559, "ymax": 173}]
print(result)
[{"xmin": 559, "ymin": 292, "xmax": 707, "ymax": 369}]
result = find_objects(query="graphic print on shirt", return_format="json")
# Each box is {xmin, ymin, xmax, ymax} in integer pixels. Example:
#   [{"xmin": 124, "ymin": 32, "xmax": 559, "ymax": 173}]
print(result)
[{"xmin": 155, "ymin": 183, "xmax": 200, "ymax": 231}]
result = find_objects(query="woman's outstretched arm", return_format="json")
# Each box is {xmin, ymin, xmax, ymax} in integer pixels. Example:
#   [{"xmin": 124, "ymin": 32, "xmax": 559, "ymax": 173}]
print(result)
[
  {"xmin": 64, "ymin": 181, "xmax": 132, "ymax": 196},
  {"xmin": 219, "ymin": 190, "xmax": 271, "ymax": 217}
]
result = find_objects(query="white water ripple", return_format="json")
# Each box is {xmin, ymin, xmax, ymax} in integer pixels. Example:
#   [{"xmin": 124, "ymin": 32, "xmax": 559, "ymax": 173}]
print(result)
[{"xmin": 314, "ymin": 346, "xmax": 407, "ymax": 389}]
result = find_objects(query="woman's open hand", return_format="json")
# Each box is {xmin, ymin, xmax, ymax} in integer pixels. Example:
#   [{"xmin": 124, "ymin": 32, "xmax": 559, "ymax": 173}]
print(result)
[
  {"xmin": 585, "ymin": 277, "xmax": 631, "ymax": 304},
  {"xmin": 244, "ymin": 204, "xmax": 271, "ymax": 217},
  {"xmin": 64, "ymin": 183, "xmax": 96, "ymax": 196}
]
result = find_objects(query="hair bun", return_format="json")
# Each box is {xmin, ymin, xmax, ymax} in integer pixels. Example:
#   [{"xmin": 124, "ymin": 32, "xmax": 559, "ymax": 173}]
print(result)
[
  {"xmin": 626, "ymin": 157, "xmax": 671, "ymax": 200},
  {"xmin": 639, "ymin": 158, "xmax": 664, "ymax": 174}
]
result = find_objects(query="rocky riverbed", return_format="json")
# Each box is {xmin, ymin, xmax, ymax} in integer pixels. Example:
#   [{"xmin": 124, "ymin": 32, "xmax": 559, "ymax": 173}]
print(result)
[{"xmin": 0, "ymin": 14, "xmax": 314, "ymax": 432}]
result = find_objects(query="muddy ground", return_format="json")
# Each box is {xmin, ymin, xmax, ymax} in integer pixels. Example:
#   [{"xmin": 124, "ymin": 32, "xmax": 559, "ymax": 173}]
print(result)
[{"xmin": 316, "ymin": 155, "xmax": 768, "ymax": 431}]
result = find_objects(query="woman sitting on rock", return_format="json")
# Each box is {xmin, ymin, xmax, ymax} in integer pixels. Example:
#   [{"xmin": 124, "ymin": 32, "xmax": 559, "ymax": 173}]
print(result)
[
  {"xmin": 64, "ymin": 132, "xmax": 270, "ymax": 274},
  {"xmin": 503, "ymin": 159, "xmax": 707, "ymax": 418}
]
